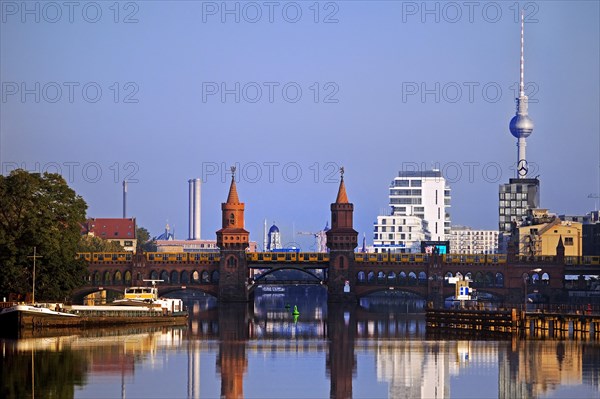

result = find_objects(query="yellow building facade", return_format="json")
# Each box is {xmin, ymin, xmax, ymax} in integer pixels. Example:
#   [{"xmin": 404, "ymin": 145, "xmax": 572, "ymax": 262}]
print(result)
[{"xmin": 517, "ymin": 210, "xmax": 582, "ymax": 257}]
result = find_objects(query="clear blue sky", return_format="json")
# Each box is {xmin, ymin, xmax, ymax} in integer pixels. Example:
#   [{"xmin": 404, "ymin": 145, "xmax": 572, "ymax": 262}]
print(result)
[{"xmin": 1, "ymin": 1, "xmax": 599, "ymax": 249}]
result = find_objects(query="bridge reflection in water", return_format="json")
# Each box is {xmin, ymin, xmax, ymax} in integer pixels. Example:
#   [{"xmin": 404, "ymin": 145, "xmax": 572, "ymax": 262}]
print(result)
[{"xmin": 2, "ymin": 288, "xmax": 600, "ymax": 399}]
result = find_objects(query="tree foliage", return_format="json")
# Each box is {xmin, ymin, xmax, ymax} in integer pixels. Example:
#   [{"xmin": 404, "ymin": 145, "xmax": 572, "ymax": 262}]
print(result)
[
  {"xmin": 0, "ymin": 170, "xmax": 88, "ymax": 300},
  {"xmin": 136, "ymin": 226, "xmax": 156, "ymax": 252},
  {"xmin": 77, "ymin": 234, "xmax": 124, "ymax": 252}
]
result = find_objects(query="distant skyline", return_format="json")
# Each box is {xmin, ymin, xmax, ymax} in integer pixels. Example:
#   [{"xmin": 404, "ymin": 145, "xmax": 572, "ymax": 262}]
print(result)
[{"xmin": 1, "ymin": 1, "xmax": 599, "ymax": 249}]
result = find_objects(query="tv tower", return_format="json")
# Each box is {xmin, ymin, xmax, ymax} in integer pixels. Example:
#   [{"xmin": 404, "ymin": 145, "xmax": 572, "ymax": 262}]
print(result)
[{"xmin": 509, "ymin": 11, "xmax": 534, "ymax": 178}]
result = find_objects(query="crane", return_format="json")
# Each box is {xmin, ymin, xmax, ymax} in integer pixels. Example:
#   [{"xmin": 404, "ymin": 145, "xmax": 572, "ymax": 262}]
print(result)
[{"xmin": 297, "ymin": 223, "xmax": 329, "ymax": 253}]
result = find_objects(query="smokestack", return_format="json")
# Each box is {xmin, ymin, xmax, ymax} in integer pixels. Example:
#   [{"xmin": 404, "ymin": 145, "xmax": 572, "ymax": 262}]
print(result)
[
  {"xmin": 193, "ymin": 178, "xmax": 201, "ymax": 240},
  {"xmin": 188, "ymin": 179, "xmax": 194, "ymax": 240},
  {"xmin": 122, "ymin": 180, "xmax": 127, "ymax": 218}
]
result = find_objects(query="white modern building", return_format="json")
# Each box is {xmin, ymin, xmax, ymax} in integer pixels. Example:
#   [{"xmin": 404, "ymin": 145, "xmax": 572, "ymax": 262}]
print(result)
[
  {"xmin": 449, "ymin": 226, "xmax": 499, "ymax": 254},
  {"xmin": 373, "ymin": 214, "xmax": 430, "ymax": 253},
  {"xmin": 373, "ymin": 170, "xmax": 451, "ymax": 253}
]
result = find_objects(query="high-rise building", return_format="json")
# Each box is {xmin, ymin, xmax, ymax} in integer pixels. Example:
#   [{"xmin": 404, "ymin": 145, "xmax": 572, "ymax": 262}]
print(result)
[
  {"xmin": 373, "ymin": 169, "xmax": 451, "ymax": 253},
  {"xmin": 499, "ymin": 177, "xmax": 540, "ymax": 234}
]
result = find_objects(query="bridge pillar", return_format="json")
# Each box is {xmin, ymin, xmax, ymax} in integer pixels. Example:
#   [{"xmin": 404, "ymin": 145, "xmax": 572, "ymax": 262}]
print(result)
[
  {"xmin": 217, "ymin": 303, "xmax": 249, "ymax": 399},
  {"xmin": 216, "ymin": 168, "xmax": 250, "ymax": 302},
  {"xmin": 427, "ymin": 250, "xmax": 444, "ymax": 308},
  {"xmin": 327, "ymin": 304, "xmax": 356, "ymax": 398},
  {"xmin": 326, "ymin": 169, "xmax": 358, "ymax": 303}
]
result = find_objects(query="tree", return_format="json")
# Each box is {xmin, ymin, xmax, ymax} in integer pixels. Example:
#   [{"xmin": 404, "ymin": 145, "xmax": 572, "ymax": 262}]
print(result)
[
  {"xmin": 77, "ymin": 234, "xmax": 124, "ymax": 252},
  {"xmin": 0, "ymin": 170, "xmax": 88, "ymax": 300},
  {"xmin": 136, "ymin": 226, "xmax": 156, "ymax": 252}
]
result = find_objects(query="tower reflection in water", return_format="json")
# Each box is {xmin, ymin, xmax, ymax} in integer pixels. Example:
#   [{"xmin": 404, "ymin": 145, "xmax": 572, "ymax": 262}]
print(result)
[{"xmin": 1, "ymin": 289, "xmax": 599, "ymax": 398}]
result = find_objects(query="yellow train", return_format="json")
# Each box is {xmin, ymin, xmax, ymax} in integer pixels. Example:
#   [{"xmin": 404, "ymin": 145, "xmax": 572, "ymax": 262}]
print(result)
[
  {"xmin": 245, "ymin": 252, "xmax": 330, "ymax": 262},
  {"xmin": 76, "ymin": 252, "xmax": 598, "ymax": 265},
  {"xmin": 77, "ymin": 252, "xmax": 221, "ymax": 263},
  {"xmin": 354, "ymin": 253, "xmax": 507, "ymax": 264},
  {"xmin": 77, "ymin": 252, "xmax": 132, "ymax": 263}
]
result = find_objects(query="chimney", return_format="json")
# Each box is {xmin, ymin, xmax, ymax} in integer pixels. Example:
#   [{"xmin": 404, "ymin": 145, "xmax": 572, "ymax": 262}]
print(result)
[{"xmin": 122, "ymin": 180, "xmax": 127, "ymax": 218}]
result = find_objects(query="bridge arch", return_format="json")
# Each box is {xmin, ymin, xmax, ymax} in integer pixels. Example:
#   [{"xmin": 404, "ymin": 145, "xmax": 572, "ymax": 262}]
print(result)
[
  {"xmin": 356, "ymin": 286, "xmax": 427, "ymax": 300},
  {"xmin": 408, "ymin": 272, "xmax": 417, "ymax": 286},
  {"xmin": 71, "ymin": 287, "xmax": 124, "ymax": 305},
  {"xmin": 495, "ymin": 272, "xmax": 504, "ymax": 287},
  {"xmin": 160, "ymin": 270, "xmax": 170, "ymax": 283},
  {"xmin": 253, "ymin": 266, "xmax": 323, "ymax": 282},
  {"xmin": 103, "ymin": 271, "xmax": 111, "ymax": 285},
  {"xmin": 114, "ymin": 270, "xmax": 122, "ymax": 285},
  {"xmin": 159, "ymin": 286, "xmax": 218, "ymax": 299},
  {"xmin": 357, "ymin": 271, "xmax": 366, "ymax": 283},
  {"xmin": 181, "ymin": 270, "xmax": 189, "ymax": 284},
  {"xmin": 399, "ymin": 271, "xmax": 407, "ymax": 285},
  {"xmin": 124, "ymin": 270, "xmax": 132, "ymax": 285},
  {"xmin": 150, "ymin": 270, "xmax": 159, "ymax": 280},
  {"xmin": 387, "ymin": 271, "xmax": 397, "ymax": 284},
  {"xmin": 171, "ymin": 270, "xmax": 179, "ymax": 284}
]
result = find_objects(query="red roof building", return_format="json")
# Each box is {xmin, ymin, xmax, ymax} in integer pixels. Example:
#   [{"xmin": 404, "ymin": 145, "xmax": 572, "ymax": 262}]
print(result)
[{"xmin": 83, "ymin": 218, "xmax": 137, "ymax": 252}]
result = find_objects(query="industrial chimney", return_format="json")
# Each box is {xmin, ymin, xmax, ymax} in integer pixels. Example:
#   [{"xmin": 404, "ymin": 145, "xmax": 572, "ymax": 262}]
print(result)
[
  {"xmin": 188, "ymin": 178, "xmax": 201, "ymax": 240},
  {"xmin": 122, "ymin": 180, "xmax": 127, "ymax": 218}
]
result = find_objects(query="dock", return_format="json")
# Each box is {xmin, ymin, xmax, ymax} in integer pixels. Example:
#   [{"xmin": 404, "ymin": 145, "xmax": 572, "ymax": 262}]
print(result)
[{"xmin": 426, "ymin": 307, "xmax": 600, "ymax": 339}]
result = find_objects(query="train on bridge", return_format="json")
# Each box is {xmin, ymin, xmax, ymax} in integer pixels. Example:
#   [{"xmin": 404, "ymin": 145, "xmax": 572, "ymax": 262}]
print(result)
[{"xmin": 77, "ymin": 251, "xmax": 600, "ymax": 266}]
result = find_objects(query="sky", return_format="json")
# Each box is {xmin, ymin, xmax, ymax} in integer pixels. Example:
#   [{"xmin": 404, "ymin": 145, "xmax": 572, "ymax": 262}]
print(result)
[{"xmin": 1, "ymin": 1, "xmax": 599, "ymax": 250}]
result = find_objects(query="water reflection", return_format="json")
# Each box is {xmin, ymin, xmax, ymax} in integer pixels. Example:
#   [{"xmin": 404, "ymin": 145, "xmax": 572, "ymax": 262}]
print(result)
[{"xmin": 1, "ymin": 288, "xmax": 599, "ymax": 398}]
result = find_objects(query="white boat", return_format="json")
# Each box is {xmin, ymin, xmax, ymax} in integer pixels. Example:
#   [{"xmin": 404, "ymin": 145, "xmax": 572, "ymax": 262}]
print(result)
[
  {"xmin": 0, "ymin": 304, "xmax": 79, "ymax": 318},
  {"xmin": 111, "ymin": 282, "xmax": 185, "ymax": 314}
]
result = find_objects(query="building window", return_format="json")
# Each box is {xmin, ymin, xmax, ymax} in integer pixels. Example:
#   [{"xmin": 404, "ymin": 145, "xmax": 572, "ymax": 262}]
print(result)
[
  {"xmin": 565, "ymin": 237, "xmax": 574, "ymax": 246},
  {"xmin": 411, "ymin": 180, "xmax": 422, "ymax": 187},
  {"xmin": 395, "ymin": 180, "xmax": 409, "ymax": 187},
  {"xmin": 382, "ymin": 219, "xmax": 386, "ymax": 225}
]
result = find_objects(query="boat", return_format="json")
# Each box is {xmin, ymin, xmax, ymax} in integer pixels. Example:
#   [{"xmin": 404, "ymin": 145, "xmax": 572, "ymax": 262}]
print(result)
[
  {"xmin": 110, "ymin": 280, "xmax": 185, "ymax": 314},
  {"xmin": 0, "ymin": 304, "xmax": 79, "ymax": 319},
  {"xmin": 0, "ymin": 303, "xmax": 80, "ymax": 337},
  {"xmin": 0, "ymin": 282, "xmax": 187, "ymax": 338}
]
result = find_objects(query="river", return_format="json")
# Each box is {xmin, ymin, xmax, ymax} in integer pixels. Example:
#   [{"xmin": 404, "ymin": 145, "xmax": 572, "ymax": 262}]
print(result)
[{"xmin": 1, "ymin": 286, "xmax": 599, "ymax": 398}]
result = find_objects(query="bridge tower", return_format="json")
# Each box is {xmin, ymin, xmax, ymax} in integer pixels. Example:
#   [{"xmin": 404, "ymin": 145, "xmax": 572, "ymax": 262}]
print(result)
[
  {"xmin": 216, "ymin": 167, "xmax": 250, "ymax": 302},
  {"xmin": 326, "ymin": 168, "xmax": 358, "ymax": 302}
]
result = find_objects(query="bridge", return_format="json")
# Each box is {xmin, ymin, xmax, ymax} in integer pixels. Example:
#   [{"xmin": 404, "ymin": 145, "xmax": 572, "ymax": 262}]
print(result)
[{"xmin": 74, "ymin": 170, "xmax": 600, "ymax": 304}]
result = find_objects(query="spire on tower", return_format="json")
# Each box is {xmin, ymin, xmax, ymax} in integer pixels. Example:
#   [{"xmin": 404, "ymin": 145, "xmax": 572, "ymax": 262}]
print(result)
[
  {"xmin": 226, "ymin": 166, "xmax": 240, "ymax": 203},
  {"xmin": 335, "ymin": 167, "xmax": 349, "ymax": 204},
  {"xmin": 519, "ymin": 9, "xmax": 525, "ymax": 98}
]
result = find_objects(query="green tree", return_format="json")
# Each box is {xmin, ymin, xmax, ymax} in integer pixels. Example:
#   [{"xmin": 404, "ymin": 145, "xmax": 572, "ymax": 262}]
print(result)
[
  {"xmin": 136, "ymin": 226, "xmax": 156, "ymax": 252},
  {"xmin": 0, "ymin": 170, "xmax": 88, "ymax": 300},
  {"xmin": 77, "ymin": 234, "xmax": 124, "ymax": 252}
]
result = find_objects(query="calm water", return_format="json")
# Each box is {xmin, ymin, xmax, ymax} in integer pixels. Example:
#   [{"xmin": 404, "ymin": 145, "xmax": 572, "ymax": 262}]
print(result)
[{"xmin": 2, "ymin": 286, "xmax": 600, "ymax": 399}]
